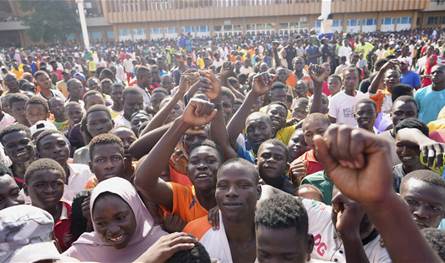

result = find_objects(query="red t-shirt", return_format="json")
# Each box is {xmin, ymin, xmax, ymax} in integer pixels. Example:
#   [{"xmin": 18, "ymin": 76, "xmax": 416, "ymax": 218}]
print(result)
[
  {"xmin": 54, "ymin": 201, "xmax": 72, "ymax": 252},
  {"xmin": 296, "ymin": 149, "xmax": 324, "ymax": 176}
]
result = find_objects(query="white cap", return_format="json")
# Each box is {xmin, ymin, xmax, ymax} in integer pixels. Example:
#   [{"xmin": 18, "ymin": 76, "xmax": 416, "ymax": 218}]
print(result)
[{"xmin": 30, "ymin": 120, "xmax": 58, "ymax": 138}]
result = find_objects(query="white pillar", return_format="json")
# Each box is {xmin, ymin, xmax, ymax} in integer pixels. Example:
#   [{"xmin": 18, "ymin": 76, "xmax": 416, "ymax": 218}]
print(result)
[
  {"xmin": 319, "ymin": 0, "xmax": 332, "ymax": 34},
  {"xmin": 76, "ymin": 0, "xmax": 90, "ymax": 50}
]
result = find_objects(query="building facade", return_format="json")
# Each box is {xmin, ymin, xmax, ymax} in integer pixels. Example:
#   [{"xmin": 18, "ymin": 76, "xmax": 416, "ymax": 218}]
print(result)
[{"xmin": 1, "ymin": 0, "xmax": 445, "ymax": 46}]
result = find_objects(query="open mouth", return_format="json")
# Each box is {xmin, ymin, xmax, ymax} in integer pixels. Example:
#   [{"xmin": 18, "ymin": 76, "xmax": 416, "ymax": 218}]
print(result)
[
  {"xmin": 16, "ymin": 150, "xmax": 29, "ymax": 158},
  {"xmin": 195, "ymin": 173, "xmax": 211, "ymax": 181},
  {"xmin": 108, "ymin": 233, "xmax": 125, "ymax": 243}
]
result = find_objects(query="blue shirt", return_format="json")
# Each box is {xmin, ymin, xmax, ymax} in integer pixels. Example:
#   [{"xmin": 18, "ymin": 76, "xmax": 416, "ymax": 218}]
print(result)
[
  {"xmin": 415, "ymin": 85, "xmax": 445, "ymax": 124},
  {"xmin": 401, "ymin": 71, "xmax": 421, "ymax": 89}
]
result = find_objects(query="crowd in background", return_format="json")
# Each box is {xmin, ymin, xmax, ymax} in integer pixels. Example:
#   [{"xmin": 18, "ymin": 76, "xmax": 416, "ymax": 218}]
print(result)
[{"xmin": 1, "ymin": 28, "xmax": 445, "ymax": 263}]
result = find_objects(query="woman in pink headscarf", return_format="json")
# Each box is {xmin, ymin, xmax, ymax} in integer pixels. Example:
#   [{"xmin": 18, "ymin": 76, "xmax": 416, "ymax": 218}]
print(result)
[{"xmin": 63, "ymin": 177, "xmax": 167, "ymax": 262}]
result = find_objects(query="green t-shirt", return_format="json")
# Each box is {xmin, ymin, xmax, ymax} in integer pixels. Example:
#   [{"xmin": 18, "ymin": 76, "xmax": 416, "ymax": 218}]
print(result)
[{"xmin": 301, "ymin": 171, "xmax": 333, "ymax": 205}]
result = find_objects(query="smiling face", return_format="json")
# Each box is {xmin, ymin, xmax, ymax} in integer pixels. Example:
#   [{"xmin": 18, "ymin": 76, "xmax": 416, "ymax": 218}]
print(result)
[
  {"xmin": 92, "ymin": 193, "xmax": 136, "ymax": 249},
  {"xmin": 2, "ymin": 130, "xmax": 34, "ymax": 164},
  {"xmin": 354, "ymin": 102, "xmax": 377, "ymax": 131},
  {"xmin": 265, "ymin": 104, "xmax": 287, "ymax": 134},
  {"xmin": 215, "ymin": 162, "xmax": 260, "ymax": 223},
  {"xmin": 187, "ymin": 145, "xmax": 222, "ymax": 192},
  {"xmin": 395, "ymin": 138, "xmax": 422, "ymax": 168},
  {"xmin": 0, "ymin": 174, "xmax": 24, "ymax": 210}
]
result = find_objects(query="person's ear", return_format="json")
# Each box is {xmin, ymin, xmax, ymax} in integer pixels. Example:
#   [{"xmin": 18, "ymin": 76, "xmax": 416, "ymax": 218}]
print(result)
[
  {"xmin": 257, "ymin": 184, "xmax": 262, "ymax": 200},
  {"xmin": 307, "ymin": 234, "xmax": 314, "ymax": 261}
]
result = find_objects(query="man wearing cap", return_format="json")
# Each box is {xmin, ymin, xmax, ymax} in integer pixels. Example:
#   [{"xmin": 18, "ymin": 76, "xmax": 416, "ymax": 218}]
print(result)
[
  {"xmin": 400, "ymin": 58, "xmax": 421, "ymax": 90},
  {"xmin": 0, "ymin": 205, "xmax": 78, "ymax": 262}
]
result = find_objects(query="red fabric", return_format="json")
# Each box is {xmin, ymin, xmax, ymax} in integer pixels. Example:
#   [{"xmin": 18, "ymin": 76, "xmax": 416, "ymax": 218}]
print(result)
[
  {"xmin": 54, "ymin": 202, "xmax": 72, "ymax": 252},
  {"xmin": 296, "ymin": 149, "xmax": 324, "ymax": 175},
  {"xmin": 322, "ymin": 81, "xmax": 331, "ymax": 96},
  {"xmin": 422, "ymin": 54, "xmax": 438, "ymax": 88},
  {"xmin": 430, "ymin": 130, "xmax": 445, "ymax": 143}
]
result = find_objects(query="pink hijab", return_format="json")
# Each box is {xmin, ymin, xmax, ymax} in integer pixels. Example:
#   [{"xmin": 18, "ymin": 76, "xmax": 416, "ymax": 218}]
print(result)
[{"xmin": 63, "ymin": 177, "xmax": 166, "ymax": 262}]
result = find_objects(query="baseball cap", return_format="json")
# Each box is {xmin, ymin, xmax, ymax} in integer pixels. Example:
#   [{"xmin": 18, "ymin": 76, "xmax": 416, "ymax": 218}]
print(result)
[
  {"xmin": 29, "ymin": 120, "xmax": 58, "ymax": 138},
  {"xmin": 0, "ymin": 205, "xmax": 61, "ymax": 262}
]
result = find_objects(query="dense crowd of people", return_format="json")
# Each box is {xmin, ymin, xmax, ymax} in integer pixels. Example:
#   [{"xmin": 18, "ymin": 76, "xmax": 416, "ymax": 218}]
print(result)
[{"xmin": 1, "ymin": 28, "xmax": 445, "ymax": 262}]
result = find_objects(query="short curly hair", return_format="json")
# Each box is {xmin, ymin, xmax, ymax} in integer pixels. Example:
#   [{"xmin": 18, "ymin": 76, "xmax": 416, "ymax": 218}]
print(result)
[
  {"xmin": 89, "ymin": 133, "xmax": 124, "ymax": 161},
  {"xmin": 166, "ymin": 241, "xmax": 211, "ymax": 263},
  {"xmin": 24, "ymin": 158, "xmax": 66, "ymax": 184},
  {"xmin": 255, "ymin": 193, "xmax": 309, "ymax": 239},
  {"xmin": 422, "ymin": 228, "xmax": 445, "ymax": 261},
  {"xmin": 25, "ymin": 96, "xmax": 49, "ymax": 113},
  {"xmin": 0, "ymin": 123, "xmax": 31, "ymax": 144}
]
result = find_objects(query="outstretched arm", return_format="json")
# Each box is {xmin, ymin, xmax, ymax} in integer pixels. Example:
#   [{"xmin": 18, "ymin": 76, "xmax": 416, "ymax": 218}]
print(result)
[
  {"xmin": 227, "ymin": 73, "xmax": 274, "ymax": 147},
  {"xmin": 314, "ymin": 125, "xmax": 441, "ymax": 263},
  {"xmin": 308, "ymin": 64, "xmax": 328, "ymax": 114},
  {"xmin": 134, "ymin": 99, "xmax": 217, "ymax": 210}
]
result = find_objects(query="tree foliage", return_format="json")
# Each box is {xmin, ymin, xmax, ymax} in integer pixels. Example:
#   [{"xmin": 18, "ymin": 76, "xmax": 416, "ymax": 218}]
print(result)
[{"xmin": 19, "ymin": 0, "xmax": 80, "ymax": 42}]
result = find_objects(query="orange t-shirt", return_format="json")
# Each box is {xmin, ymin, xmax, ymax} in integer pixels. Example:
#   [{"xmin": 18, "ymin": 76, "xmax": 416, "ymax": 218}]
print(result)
[
  {"xmin": 166, "ymin": 182, "xmax": 208, "ymax": 223},
  {"xmin": 369, "ymin": 89, "xmax": 389, "ymax": 113},
  {"xmin": 183, "ymin": 215, "xmax": 212, "ymax": 238}
]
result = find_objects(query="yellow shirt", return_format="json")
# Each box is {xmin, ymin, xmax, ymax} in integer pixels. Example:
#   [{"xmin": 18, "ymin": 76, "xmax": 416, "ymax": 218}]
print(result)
[{"xmin": 275, "ymin": 124, "xmax": 296, "ymax": 145}]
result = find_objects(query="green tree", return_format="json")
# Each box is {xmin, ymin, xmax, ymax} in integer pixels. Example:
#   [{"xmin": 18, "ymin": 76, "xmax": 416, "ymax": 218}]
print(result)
[{"xmin": 19, "ymin": 0, "xmax": 80, "ymax": 43}]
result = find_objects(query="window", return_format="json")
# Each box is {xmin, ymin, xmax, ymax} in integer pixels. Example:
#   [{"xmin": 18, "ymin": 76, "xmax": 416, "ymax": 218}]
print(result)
[
  {"xmin": 280, "ymin": 23, "xmax": 289, "ymax": 29},
  {"xmin": 214, "ymin": 25, "xmax": 222, "ymax": 32},
  {"xmin": 136, "ymin": 28, "xmax": 144, "ymax": 35},
  {"xmin": 383, "ymin": 17, "xmax": 392, "ymax": 25},
  {"xmin": 233, "ymin": 25, "xmax": 242, "ymax": 31},
  {"xmin": 107, "ymin": 31, "xmax": 114, "ymax": 39},
  {"xmin": 199, "ymin": 25, "xmax": 208, "ymax": 32},
  {"xmin": 247, "ymin": 24, "xmax": 255, "ymax": 30},
  {"xmin": 333, "ymin": 19, "xmax": 342, "ymax": 27},
  {"xmin": 150, "ymin": 28, "xmax": 160, "ymax": 34},
  {"xmin": 427, "ymin": 16, "xmax": 439, "ymax": 25},
  {"xmin": 91, "ymin": 31, "xmax": 101, "ymax": 40},
  {"xmin": 119, "ymin": 29, "xmax": 129, "ymax": 36},
  {"xmin": 224, "ymin": 24, "xmax": 232, "ymax": 31},
  {"xmin": 347, "ymin": 19, "xmax": 357, "ymax": 26},
  {"xmin": 168, "ymin": 27, "xmax": 176, "ymax": 33},
  {"xmin": 366, "ymin": 18, "xmax": 376, "ymax": 26},
  {"xmin": 315, "ymin": 20, "xmax": 321, "ymax": 28},
  {"xmin": 256, "ymin": 24, "xmax": 265, "ymax": 30},
  {"xmin": 393, "ymin": 18, "xmax": 400, "ymax": 24},
  {"xmin": 265, "ymin": 23, "xmax": 272, "ymax": 29},
  {"xmin": 183, "ymin": 26, "xmax": 193, "ymax": 33},
  {"xmin": 401, "ymin": 16, "xmax": 411, "ymax": 24}
]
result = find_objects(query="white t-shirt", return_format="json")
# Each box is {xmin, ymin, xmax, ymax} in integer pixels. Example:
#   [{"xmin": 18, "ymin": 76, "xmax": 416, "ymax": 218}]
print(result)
[
  {"xmin": 114, "ymin": 113, "xmax": 132, "ymax": 129},
  {"xmin": 63, "ymin": 163, "xmax": 94, "ymax": 202},
  {"xmin": 302, "ymin": 198, "xmax": 391, "ymax": 263},
  {"xmin": 328, "ymin": 90, "xmax": 368, "ymax": 127}
]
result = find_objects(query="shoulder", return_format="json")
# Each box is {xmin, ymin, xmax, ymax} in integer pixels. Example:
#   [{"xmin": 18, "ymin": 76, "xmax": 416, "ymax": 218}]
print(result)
[
  {"xmin": 183, "ymin": 215, "xmax": 212, "ymax": 240},
  {"xmin": 302, "ymin": 171, "xmax": 326, "ymax": 183}
]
